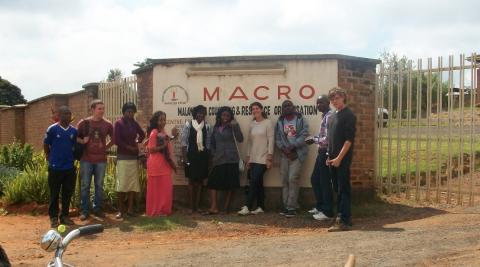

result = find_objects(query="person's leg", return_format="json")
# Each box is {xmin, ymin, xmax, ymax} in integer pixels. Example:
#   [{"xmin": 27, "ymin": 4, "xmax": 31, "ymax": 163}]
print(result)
[
  {"xmin": 245, "ymin": 166, "xmax": 258, "ymax": 209},
  {"xmin": 336, "ymin": 161, "xmax": 352, "ymax": 225},
  {"xmin": 127, "ymin": 191, "xmax": 136, "ymax": 214},
  {"xmin": 187, "ymin": 181, "xmax": 195, "ymax": 212},
  {"xmin": 254, "ymin": 164, "xmax": 267, "ymax": 210},
  {"xmin": 287, "ymin": 159, "xmax": 302, "ymax": 210},
  {"xmin": 224, "ymin": 190, "xmax": 234, "ymax": 213},
  {"xmin": 79, "ymin": 161, "xmax": 93, "ymax": 216},
  {"xmin": 48, "ymin": 169, "xmax": 61, "ymax": 223},
  {"xmin": 310, "ymin": 154, "xmax": 323, "ymax": 211},
  {"xmin": 92, "ymin": 162, "xmax": 106, "ymax": 214},
  {"xmin": 60, "ymin": 168, "xmax": 76, "ymax": 222},
  {"xmin": 208, "ymin": 189, "xmax": 218, "ymax": 213},
  {"xmin": 318, "ymin": 151, "xmax": 334, "ymax": 218},
  {"xmin": 280, "ymin": 157, "xmax": 289, "ymax": 209},
  {"xmin": 194, "ymin": 181, "xmax": 203, "ymax": 211},
  {"xmin": 116, "ymin": 192, "xmax": 126, "ymax": 217}
]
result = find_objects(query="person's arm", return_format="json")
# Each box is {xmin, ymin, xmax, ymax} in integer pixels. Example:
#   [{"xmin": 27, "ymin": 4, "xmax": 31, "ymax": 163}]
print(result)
[
  {"xmin": 180, "ymin": 122, "xmax": 190, "ymax": 164},
  {"xmin": 76, "ymin": 120, "xmax": 89, "ymax": 144},
  {"xmin": 245, "ymin": 124, "xmax": 252, "ymax": 168},
  {"xmin": 274, "ymin": 121, "xmax": 285, "ymax": 150},
  {"xmin": 43, "ymin": 127, "xmax": 53, "ymax": 160},
  {"xmin": 266, "ymin": 121, "xmax": 274, "ymax": 168},
  {"xmin": 291, "ymin": 117, "xmax": 309, "ymax": 148},
  {"xmin": 209, "ymin": 128, "xmax": 217, "ymax": 157},
  {"xmin": 231, "ymin": 120, "xmax": 243, "ymax": 142},
  {"xmin": 136, "ymin": 122, "xmax": 146, "ymax": 143},
  {"xmin": 105, "ymin": 122, "xmax": 114, "ymax": 150},
  {"xmin": 43, "ymin": 144, "xmax": 50, "ymax": 161}
]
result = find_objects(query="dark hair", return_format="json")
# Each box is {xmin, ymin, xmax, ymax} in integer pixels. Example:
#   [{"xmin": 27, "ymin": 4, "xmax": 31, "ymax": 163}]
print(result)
[
  {"xmin": 328, "ymin": 87, "xmax": 348, "ymax": 104},
  {"xmin": 58, "ymin": 105, "xmax": 71, "ymax": 114},
  {"xmin": 191, "ymin": 105, "xmax": 207, "ymax": 119},
  {"xmin": 122, "ymin": 102, "xmax": 137, "ymax": 114},
  {"xmin": 147, "ymin": 111, "xmax": 166, "ymax": 136},
  {"xmin": 215, "ymin": 106, "xmax": 234, "ymax": 127},
  {"xmin": 280, "ymin": 100, "xmax": 296, "ymax": 117},
  {"xmin": 90, "ymin": 99, "xmax": 104, "ymax": 110},
  {"xmin": 249, "ymin": 102, "xmax": 267, "ymax": 119}
]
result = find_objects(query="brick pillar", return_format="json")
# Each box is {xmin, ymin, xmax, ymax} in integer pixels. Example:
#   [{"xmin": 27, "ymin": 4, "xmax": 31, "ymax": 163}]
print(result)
[
  {"xmin": 337, "ymin": 59, "xmax": 379, "ymax": 196},
  {"xmin": 135, "ymin": 70, "xmax": 153, "ymax": 129},
  {"xmin": 82, "ymin": 82, "xmax": 99, "ymax": 115}
]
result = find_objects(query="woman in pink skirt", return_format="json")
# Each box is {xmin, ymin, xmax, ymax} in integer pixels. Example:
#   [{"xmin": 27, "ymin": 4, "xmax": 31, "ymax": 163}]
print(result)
[{"xmin": 146, "ymin": 111, "xmax": 177, "ymax": 216}]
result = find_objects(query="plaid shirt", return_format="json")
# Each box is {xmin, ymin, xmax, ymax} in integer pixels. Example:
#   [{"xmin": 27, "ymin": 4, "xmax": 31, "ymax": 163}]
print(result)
[{"xmin": 317, "ymin": 110, "xmax": 332, "ymax": 149}]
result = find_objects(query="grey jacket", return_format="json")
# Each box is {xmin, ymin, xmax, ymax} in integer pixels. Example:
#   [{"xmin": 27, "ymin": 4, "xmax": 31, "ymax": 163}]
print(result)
[
  {"xmin": 210, "ymin": 123, "xmax": 244, "ymax": 167},
  {"xmin": 275, "ymin": 113, "xmax": 309, "ymax": 162}
]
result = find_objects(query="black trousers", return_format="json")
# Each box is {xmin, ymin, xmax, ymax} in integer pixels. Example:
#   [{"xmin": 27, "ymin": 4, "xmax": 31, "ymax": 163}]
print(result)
[
  {"xmin": 245, "ymin": 163, "xmax": 267, "ymax": 210},
  {"xmin": 48, "ymin": 168, "xmax": 76, "ymax": 219},
  {"xmin": 310, "ymin": 148, "xmax": 334, "ymax": 217},
  {"xmin": 330, "ymin": 158, "xmax": 352, "ymax": 224}
]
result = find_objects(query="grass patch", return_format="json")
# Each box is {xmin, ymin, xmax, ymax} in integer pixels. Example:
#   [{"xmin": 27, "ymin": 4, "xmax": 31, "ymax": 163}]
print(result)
[{"xmin": 133, "ymin": 215, "xmax": 190, "ymax": 232}]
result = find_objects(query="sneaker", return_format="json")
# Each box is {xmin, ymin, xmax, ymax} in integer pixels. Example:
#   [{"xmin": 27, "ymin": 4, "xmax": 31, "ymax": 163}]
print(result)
[
  {"xmin": 60, "ymin": 216, "xmax": 74, "ymax": 225},
  {"xmin": 279, "ymin": 208, "xmax": 289, "ymax": 216},
  {"xmin": 308, "ymin": 208, "xmax": 319, "ymax": 214},
  {"xmin": 237, "ymin": 206, "xmax": 250, "ymax": 216},
  {"xmin": 251, "ymin": 207, "xmax": 264, "ymax": 215},
  {"xmin": 50, "ymin": 217, "xmax": 59, "ymax": 228},
  {"xmin": 284, "ymin": 209, "xmax": 297, "ymax": 218},
  {"xmin": 313, "ymin": 212, "xmax": 332, "ymax": 221},
  {"xmin": 115, "ymin": 212, "xmax": 124, "ymax": 220},
  {"xmin": 79, "ymin": 213, "xmax": 89, "ymax": 221},
  {"xmin": 328, "ymin": 222, "xmax": 352, "ymax": 232}
]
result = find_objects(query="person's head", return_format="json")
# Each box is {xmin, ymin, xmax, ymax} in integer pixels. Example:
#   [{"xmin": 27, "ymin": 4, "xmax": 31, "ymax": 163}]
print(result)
[
  {"xmin": 328, "ymin": 87, "xmax": 347, "ymax": 110},
  {"xmin": 90, "ymin": 99, "xmax": 105, "ymax": 118},
  {"xmin": 215, "ymin": 106, "xmax": 234, "ymax": 127},
  {"xmin": 191, "ymin": 105, "xmax": 207, "ymax": 122},
  {"xmin": 249, "ymin": 102, "xmax": 267, "ymax": 120},
  {"xmin": 58, "ymin": 106, "xmax": 72, "ymax": 125},
  {"xmin": 316, "ymin": 95, "xmax": 330, "ymax": 113},
  {"xmin": 281, "ymin": 100, "xmax": 295, "ymax": 116},
  {"xmin": 148, "ymin": 111, "xmax": 167, "ymax": 135},
  {"xmin": 122, "ymin": 102, "xmax": 137, "ymax": 120}
]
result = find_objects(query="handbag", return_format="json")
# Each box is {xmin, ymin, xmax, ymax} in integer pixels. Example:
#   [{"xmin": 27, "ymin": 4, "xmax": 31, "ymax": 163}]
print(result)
[
  {"xmin": 232, "ymin": 126, "xmax": 245, "ymax": 173},
  {"xmin": 73, "ymin": 119, "xmax": 90, "ymax": 161}
]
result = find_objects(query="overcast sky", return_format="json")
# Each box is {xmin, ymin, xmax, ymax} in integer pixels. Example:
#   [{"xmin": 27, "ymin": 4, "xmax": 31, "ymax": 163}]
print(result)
[{"xmin": 1, "ymin": 0, "xmax": 479, "ymax": 100}]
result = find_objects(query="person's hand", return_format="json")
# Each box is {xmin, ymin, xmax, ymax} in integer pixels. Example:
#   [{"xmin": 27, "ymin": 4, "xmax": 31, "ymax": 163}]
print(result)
[
  {"xmin": 326, "ymin": 157, "xmax": 330, "ymax": 166},
  {"xmin": 327, "ymin": 157, "xmax": 342, "ymax": 168},
  {"xmin": 171, "ymin": 127, "xmax": 179, "ymax": 138},
  {"xmin": 266, "ymin": 159, "xmax": 273, "ymax": 169},
  {"xmin": 305, "ymin": 139, "xmax": 315, "ymax": 145},
  {"xmin": 245, "ymin": 157, "xmax": 250, "ymax": 170},
  {"xmin": 230, "ymin": 120, "xmax": 238, "ymax": 126},
  {"xmin": 83, "ymin": 136, "xmax": 90, "ymax": 144},
  {"xmin": 282, "ymin": 148, "xmax": 291, "ymax": 155}
]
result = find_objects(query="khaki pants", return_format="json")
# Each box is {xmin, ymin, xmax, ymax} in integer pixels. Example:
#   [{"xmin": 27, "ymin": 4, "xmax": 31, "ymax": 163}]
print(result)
[{"xmin": 280, "ymin": 157, "xmax": 302, "ymax": 210}]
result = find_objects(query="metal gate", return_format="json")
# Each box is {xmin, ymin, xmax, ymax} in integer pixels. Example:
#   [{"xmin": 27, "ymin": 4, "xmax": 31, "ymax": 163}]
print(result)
[
  {"xmin": 98, "ymin": 76, "xmax": 138, "ymax": 123},
  {"xmin": 375, "ymin": 53, "xmax": 479, "ymax": 206}
]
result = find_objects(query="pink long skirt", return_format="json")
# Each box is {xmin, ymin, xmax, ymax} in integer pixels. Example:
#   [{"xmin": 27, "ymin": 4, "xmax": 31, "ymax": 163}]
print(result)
[{"xmin": 146, "ymin": 174, "xmax": 172, "ymax": 216}]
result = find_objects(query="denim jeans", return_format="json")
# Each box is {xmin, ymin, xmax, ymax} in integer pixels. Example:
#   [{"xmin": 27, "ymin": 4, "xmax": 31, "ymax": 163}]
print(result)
[
  {"xmin": 330, "ymin": 158, "xmax": 352, "ymax": 224},
  {"xmin": 80, "ymin": 161, "xmax": 106, "ymax": 215},
  {"xmin": 245, "ymin": 163, "xmax": 267, "ymax": 210},
  {"xmin": 310, "ymin": 148, "xmax": 334, "ymax": 217},
  {"xmin": 280, "ymin": 157, "xmax": 302, "ymax": 210}
]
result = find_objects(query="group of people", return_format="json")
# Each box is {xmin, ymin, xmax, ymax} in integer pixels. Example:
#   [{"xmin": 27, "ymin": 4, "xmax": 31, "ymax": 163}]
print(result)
[{"xmin": 43, "ymin": 86, "xmax": 355, "ymax": 232}]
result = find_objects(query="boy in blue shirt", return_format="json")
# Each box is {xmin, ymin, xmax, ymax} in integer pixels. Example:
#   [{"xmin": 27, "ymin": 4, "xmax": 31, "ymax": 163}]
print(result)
[{"xmin": 44, "ymin": 106, "xmax": 77, "ymax": 227}]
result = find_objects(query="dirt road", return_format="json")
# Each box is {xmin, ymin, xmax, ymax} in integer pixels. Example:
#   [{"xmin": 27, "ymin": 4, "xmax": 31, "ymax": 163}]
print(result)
[{"xmin": 1, "ymin": 199, "xmax": 479, "ymax": 266}]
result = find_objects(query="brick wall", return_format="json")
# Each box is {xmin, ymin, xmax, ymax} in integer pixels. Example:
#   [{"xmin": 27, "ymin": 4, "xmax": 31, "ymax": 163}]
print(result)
[
  {"xmin": 136, "ymin": 70, "xmax": 153, "ymax": 129},
  {"xmin": 337, "ymin": 59, "xmax": 377, "ymax": 191},
  {"xmin": 0, "ymin": 107, "xmax": 25, "ymax": 144}
]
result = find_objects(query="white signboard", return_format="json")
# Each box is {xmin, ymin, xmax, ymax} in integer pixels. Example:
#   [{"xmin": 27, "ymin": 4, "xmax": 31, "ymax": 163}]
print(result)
[{"xmin": 153, "ymin": 59, "xmax": 338, "ymax": 187}]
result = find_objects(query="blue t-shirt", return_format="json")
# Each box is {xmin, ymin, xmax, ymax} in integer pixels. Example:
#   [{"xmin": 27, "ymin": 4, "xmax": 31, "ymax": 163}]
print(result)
[{"xmin": 44, "ymin": 123, "xmax": 77, "ymax": 170}]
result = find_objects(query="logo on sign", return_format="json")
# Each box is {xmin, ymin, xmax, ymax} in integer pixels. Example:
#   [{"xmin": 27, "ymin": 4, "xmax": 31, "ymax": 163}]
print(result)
[{"xmin": 162, "ymin": 85, "xmax": 189, "ymax": 105}]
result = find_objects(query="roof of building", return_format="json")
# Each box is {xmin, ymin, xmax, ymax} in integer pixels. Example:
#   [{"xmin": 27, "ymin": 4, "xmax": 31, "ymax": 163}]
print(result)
[{"xmin": 132, "ymin": 54, "xmax": 380, "ymax": 74}]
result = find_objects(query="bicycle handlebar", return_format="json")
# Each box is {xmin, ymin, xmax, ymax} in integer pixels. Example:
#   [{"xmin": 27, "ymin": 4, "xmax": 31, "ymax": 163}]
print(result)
[{"xmin": 78, "ymin": 224, "xmax": 104, "ymax": 236}]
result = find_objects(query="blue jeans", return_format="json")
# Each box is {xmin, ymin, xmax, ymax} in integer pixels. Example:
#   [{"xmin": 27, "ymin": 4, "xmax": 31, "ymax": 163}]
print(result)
[
  {"xmin": 245, "ymin": 163, "xmax": 267, "ymax": 210},
  {"xmin": 310, "ymin": 148, "xmax": 334, "ymax": 217},
  {"xmin": 330, "ymin": 158, "xmax": 352, "ymax": 224},
  {"xmin": 80, "ymin": 161, "xmax": 106, "ymax": 215}
]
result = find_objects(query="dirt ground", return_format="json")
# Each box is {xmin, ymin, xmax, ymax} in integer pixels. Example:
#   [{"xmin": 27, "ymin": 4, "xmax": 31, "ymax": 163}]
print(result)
[{"xmin": 1, "ymin": 197, "xmax": 480, "ymax": 267}]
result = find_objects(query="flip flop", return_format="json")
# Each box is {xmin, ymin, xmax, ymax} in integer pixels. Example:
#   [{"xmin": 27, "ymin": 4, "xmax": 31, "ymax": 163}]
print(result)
[{"xmin": 201, "ymin": 210, "xmax": 219, "ymax": 216}]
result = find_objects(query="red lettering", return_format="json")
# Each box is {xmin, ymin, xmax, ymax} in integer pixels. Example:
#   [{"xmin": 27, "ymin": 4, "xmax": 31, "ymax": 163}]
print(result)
[
  {"xmin": 204, "ymin": 86, "xmax": 220, "ymax": 101},
  {"xmin": 277, "ymin": 85, "xmax": 291, "ymax": 100},
  {"xmin": 299, "ymin": 85, "xmax": 315, "ymax": 99},
  {"xmin": 229, "ymin": 86, "xmax": 249, "ymax": 101},
  {"xmin": 254, "ymin": 86, "xmax": 269, "ymax": 100}
]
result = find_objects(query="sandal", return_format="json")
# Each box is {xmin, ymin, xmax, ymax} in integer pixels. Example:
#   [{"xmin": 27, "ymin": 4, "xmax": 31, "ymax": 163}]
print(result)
[{"xmin": 201, "ymin": 210, "xmax": 219, "ymax": 216}]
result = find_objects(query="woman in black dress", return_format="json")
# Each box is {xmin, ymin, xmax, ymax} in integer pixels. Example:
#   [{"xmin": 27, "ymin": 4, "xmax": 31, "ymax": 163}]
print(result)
[
  {"xmin": 205, "ymin": 106, "xmax": 244, "ymax": 214},
  {"xmin": 180, "ymin": 105, "xmax": 211, "ymax": 213}
]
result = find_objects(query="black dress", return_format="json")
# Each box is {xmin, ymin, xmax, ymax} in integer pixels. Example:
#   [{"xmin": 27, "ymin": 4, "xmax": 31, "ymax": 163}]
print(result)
[{"xmin": 184, "ymin": 125, "xmax": 209, "ymax": 182}]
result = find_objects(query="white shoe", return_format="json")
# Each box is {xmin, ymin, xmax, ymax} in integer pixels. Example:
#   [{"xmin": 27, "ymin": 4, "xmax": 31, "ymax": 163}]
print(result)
[
  {"xmin": 313, "ymin": 212, "xmax": 331, "ymax": 221},
  {"xmin": 251, "ymin": 207, "xmax": 264, "ymax": 215},
  {"xmin": 237, "ymin": 206, "xmax": 250, "ymax": 215},
  {"xmin": 308, "ymin": 208, "xmax": 319, "ymax": 214}
]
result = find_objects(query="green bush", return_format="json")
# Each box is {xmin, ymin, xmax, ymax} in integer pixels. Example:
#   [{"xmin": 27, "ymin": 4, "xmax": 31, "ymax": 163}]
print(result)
[
  {"xmin": 0, "ymin": 164, "xmax": 20, "ymax": 196},
  {"xmin": 2, "ymin": 154, "xmax": 49, "ymax": 204},
  {"xmin": 0, "ymin": 141, "xmax": 34, "ymax": 171}
]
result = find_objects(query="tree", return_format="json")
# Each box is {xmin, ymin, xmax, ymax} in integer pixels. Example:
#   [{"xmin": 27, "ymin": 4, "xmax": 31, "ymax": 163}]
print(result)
[
  {"xmin": 133, "ymin": 58, "xmax": 154, "ymax": 68},
  {"xmin": 0, "ymin": 76, "xmax": 27, "ymax": 106},
  {"xmin": 107, "ymin": 68, "xmax": 123, "ymax": 82}
]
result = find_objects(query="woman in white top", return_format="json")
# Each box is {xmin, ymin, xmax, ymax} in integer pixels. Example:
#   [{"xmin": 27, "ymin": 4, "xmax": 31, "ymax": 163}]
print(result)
[{"xmin": 238, "ymin": 102, "xmax": 274, "ymax": 215}]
